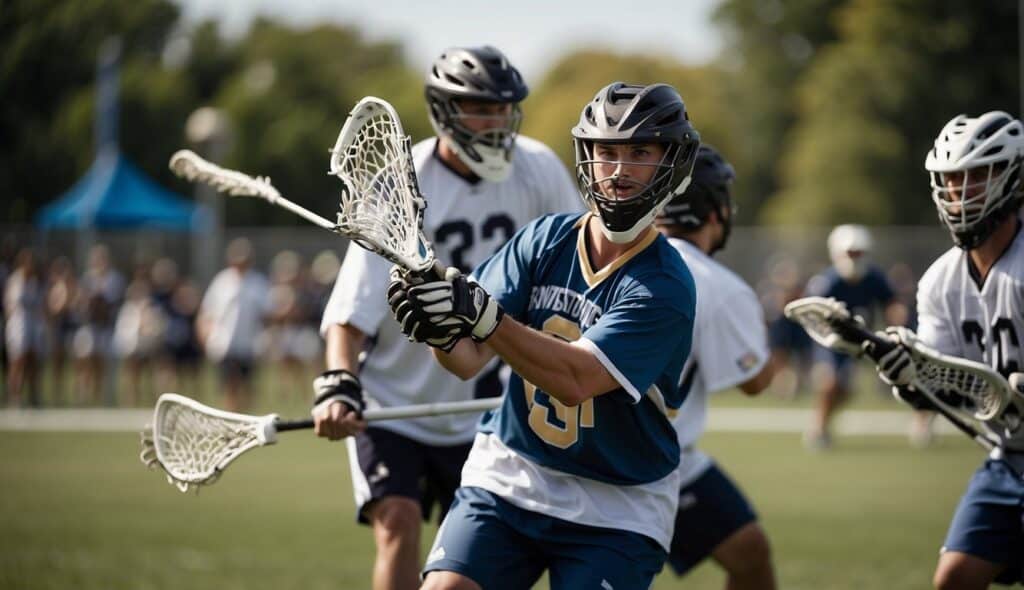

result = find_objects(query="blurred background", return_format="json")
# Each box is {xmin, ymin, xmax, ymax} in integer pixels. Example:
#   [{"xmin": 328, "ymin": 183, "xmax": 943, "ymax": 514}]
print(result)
[
  {"xmin": 2, "ymin": 0, "xmax": 1017, "ymax": 410},
  {"xmin": 1, "ymin": 2, "xmax": 1021, "ymax": 589}
]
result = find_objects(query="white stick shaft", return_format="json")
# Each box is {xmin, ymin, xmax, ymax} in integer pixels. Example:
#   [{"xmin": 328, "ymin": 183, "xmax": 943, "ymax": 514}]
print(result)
[
  {"xmin": 261, "ymin": 193, "xmax": 337, "ymax": 231},
  {"xmin": 363, "ymin": 398, "xmax": 501, "ymax": 421}
]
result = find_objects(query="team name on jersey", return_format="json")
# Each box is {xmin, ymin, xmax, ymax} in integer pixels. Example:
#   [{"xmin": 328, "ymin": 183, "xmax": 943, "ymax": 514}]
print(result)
[{"xmin": 528, "ymin": 285, "xmax": 603, "ymax": 329}]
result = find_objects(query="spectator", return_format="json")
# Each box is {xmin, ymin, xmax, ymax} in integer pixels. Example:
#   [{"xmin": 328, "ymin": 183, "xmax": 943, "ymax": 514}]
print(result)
[
  {"xmin": 264, "ymin": 250, "xmax": 320, "ymax": 401},
  {"xmin": 45, "ymin": 256, "xmax": 77, "ymax": 405},
  {"xmin": 72, "ymin": 244, "xmax": 124, "ymax": 405},
  {"xmin": 196, "ymin": 238, "xmax": 270, "ymax": 411},
  {"xmin": 113, "ymin": 273, "xmax": 166, "ymax": 406},
  {"xmin": 4, "ymin": 249, "xmax": 45, "ymax": 407}
]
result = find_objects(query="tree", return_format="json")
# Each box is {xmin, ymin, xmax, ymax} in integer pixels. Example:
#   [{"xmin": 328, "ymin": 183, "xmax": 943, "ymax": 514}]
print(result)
[{"xmin": 764, "ymin": 0, "xmax": 1019, "ymax": 225}]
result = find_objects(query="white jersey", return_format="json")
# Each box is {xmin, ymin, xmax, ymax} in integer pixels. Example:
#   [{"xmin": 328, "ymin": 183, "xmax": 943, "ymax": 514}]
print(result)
[
  {"xmin": 320, "ymin": 135, "xmax": 581, "ymax": 445},
  {"xmin": 198, "ymin": 268, "xmax": 270, "ymax": 361},
  {"xmin": 667, "ymin": 238, "xmax": 769, "ymax": 485},
  {"xmin": 916, "ymin": 220, "xmax": 1024, "ymax": 449}
]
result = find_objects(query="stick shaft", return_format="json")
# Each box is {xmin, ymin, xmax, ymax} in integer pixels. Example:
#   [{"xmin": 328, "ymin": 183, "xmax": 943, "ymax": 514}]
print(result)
[
  {"xmin": 262, "ymin": 193, "xmax": 337, "ymax": 231},
  {"xmin": 274, "ymin": 397, "xmax": 502, "ymax": 432}
]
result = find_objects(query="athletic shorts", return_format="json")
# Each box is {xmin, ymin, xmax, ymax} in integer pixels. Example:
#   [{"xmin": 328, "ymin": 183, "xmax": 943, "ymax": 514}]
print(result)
[
  {"xmin": 811, "ymin": 345, "xmax": 855, "ymax": 388},
  {"xmin": 346, "ymin": 426, "xmax": 472, "ymax": 525},
  {"xmin": 942, "ymin": 458, "xmax": 1024, "ymax": 585},
  {"xmin": 423, "ymin": 486, "xmax": 666, "ymax": 590},
  {"xmin": 218, "ymin": 357, "xmax": 253, "ymax": 381},
  {"xmin": 667, "ymin": 463, "xmax": 758, "ymax": 575}
]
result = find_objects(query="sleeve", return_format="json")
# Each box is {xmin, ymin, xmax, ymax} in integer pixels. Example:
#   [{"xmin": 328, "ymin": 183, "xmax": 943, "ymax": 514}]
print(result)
[
  {"xmin": 575, "ymin": 291, "xmax": 693, "ymax": 403},
  {"xmin": 471, "ymin": 218, "xmax": 543, "ymax": 319},
  {"xmin": 805, "ymin": 272, "xmax": 832, "ymax": 297},
  {"xmin": 318, "ymin": 243, "xmax": 390, "ymax": 337},
  {"xmin": 697, "ymin": 287, "xmax": 769, "ymax": 392},
  {"xmin": 198, "ymin": 272, "xmax": 224, "ymax": 320},
  {"xmin": 915, "ymin": 279, "xmax": 960, "ymax": 357}
]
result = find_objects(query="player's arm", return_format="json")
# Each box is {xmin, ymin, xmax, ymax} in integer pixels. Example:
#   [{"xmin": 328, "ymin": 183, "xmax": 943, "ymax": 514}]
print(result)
[
  {"xmin": 436, "ymin": 316, "xmax": 619, "ymax": 407},
  {"xmin": 313, "ymin": 323, "xmax": 368, "ymax": 440},
  {"xmin": 738, "ymin": 362, "xmax": 775, "ymax": 395}
]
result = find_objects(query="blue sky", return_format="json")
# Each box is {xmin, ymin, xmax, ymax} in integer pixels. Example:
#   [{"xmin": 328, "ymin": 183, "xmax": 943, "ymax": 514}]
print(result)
[{"xmin": 174, "ymin": 0, "xmax": 724, "ymax": 82}]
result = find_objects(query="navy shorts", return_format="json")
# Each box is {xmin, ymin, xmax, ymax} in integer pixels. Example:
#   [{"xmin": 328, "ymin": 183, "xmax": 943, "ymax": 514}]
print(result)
[
  {"xmin": 347, "ymin": 427, "xmax": 471, "ymax": 525},
  {"xmin": 668, "ymin": 464, "xmax": 758, "ymax": 575},
  {"xmin": 942, "ymin": 458, "xmax": 1024, "ymax": 585},
  {"xmin": 424, "ymin": 486, "xmax": 667, "ymax": 590},
  {"xmin": 812, "ymin": 345, "xmax": 855, "ymax": 388}
]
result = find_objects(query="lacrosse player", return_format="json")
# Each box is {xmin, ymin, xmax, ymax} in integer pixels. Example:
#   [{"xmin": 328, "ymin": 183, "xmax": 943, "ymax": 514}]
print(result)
[
  {"xmin": 804, "ymin": 224, "xmax": 904, "ymax": 449},
  {"xmin": 314, "ymin": 46, "xmax": 580, "ymax": 590},
  {"xmin": 388, "ymin": 82, "xmax": 699, "ymax": 590},
  {"xmin": 876, "ymin": 111, "xmax": 1024, "ymax": 589},
  {"xmin": 654, "ymin": 145, "xmax": 777, "ymax": 589}
]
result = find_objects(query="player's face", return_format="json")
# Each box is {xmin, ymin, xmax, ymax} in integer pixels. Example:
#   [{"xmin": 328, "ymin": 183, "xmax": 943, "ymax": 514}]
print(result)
[
  {"xmin": 939, "ymin": 163, "xmax": 1004, "ymax": 206},
  {"xmin": 591, "ymin": 142, "xmax": 667, "ymax": 200},
  {"xmin": 453, "ymin": 100, "xmax": 516, "ymax": 134}
]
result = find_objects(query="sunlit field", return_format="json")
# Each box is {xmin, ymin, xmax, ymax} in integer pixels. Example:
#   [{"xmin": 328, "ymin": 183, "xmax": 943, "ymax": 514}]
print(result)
[{"xmin": 0, "ymin": 423, "xmax": 979, "ymax": 590}]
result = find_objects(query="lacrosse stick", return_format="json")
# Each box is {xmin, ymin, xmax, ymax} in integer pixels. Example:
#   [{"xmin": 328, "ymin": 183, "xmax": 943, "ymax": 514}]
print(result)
[
  {"xmin": 169, "ymin": 96, "xmax": 437, "ymax": 276},
  {"xmin": 140, "ymin": 393, "xmax": 501, "ymax": 492},
  {"xmin": 784, "ymin": 296, "xmax": 1023, "ymax": 450}
]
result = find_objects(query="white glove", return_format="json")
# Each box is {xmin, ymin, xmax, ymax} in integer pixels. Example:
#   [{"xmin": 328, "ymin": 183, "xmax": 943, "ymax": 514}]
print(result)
[
  {"xmin": 1010, "ymin": 373, "xmax": 1024, "ymax": 399},
  {"xmin": 874, "ymin": 327, "xmax": 916, "ymax": 387}
]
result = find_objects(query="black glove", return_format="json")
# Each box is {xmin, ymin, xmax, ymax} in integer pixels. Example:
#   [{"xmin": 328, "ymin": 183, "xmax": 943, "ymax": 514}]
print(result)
[
  {"xmin": 873, "ymin": 327, "xmax": 916, "ymax": 387},
  {"xmin": 399, "ymin": 267, "xmax": 503, "ymax": 343},
  {"xmin": 312, "ymin": 369, "xmax": 364, "ymax": 417},
  {"xmin": 387, "ymin": 267, "xmax": 465, "ymax": 351},
  {"xmin": 891, "ymin": 385, "xmax": 937, "ymax": 412}
]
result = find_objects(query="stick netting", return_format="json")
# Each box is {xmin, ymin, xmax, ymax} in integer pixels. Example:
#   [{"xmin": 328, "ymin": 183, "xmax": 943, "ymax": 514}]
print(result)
[
  {"xmin": 911, "ymin": 353, "xmax": 1004, "ymax": 420},
  {"xmin": 149, "ymin": 398, "xmax": 269, "ymax": 491},
  {"xmin": 331, "ymin": 104, "xmax": 432, "ymax": 272}
]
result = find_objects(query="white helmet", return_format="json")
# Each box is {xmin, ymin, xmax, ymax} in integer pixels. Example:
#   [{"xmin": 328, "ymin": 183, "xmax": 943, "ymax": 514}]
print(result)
[
  {"xmin": 925, "ymin": 111, "xmax": 1024, "ymax": 249},
  {"xmin": 827, "ymin": 224, "xmax": 872, "ymax": 281}
]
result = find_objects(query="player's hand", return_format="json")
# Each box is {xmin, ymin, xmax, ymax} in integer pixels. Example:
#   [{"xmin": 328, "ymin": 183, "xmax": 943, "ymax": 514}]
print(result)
[
  {"xmin": 387, "ymin": 266, "xmax": 465, "ymax": 351},
  {"xmin": 312, "ymin": 369, "xmax": 367, "ymax": 440},
  {"xmin": 874, "ymin": 327, "xmax": 916, "ymax": 387},
  {"xmin": 404, "ymin": 267, "xmax": 504, "ymax": 342},
  {"xmin": 1010, "ymin": 373, "xmax": 1024, "ymax": 399}
]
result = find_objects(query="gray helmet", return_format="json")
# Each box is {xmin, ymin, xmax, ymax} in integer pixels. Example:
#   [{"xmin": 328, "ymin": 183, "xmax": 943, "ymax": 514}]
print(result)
[
  {"xmin": 425, "ymin": 46, "xmax": 528, "ymax": 181},
  {"xmin": 656, "ymin": 145, "xmax": 737, "ymax": 253},
  {"xmin": 572, "ymin": 82, "xmax": 700, "ymax": 243}
]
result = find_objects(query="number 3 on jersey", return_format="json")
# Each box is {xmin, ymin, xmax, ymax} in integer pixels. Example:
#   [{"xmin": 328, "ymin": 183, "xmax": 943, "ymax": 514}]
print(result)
[
  {"xmin": 524, "ymin": 316, "xmax": 595, "ymax": 449},
  {"xmin": 435, "ymin": 214, "xmax": 515, "ymax": 273}
]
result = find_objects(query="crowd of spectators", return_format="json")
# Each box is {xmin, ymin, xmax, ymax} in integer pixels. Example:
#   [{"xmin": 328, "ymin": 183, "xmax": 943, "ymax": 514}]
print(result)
[{"xmin": 0, "ymin": 238, "xmax": 340, "ymax": 410}]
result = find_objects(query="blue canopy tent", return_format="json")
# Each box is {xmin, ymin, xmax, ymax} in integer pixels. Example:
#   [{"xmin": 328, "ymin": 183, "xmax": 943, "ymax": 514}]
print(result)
[{"xmin": 35, "ymin": 150, "xmax": 208, "ymax": 231}]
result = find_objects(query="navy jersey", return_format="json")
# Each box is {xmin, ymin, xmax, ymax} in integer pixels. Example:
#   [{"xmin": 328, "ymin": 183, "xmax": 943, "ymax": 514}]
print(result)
[
  {"xmin": 806, "ymin": 266, "xmax": 895, "ymax": 325},
  {"xmin": 471, "ymin": 212, "xmax": 695, "ymax": 485}
]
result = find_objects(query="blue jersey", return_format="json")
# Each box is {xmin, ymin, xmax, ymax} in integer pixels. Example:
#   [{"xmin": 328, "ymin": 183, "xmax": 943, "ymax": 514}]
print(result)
[
  {"xmin": 806, "ymin": 266, "xmax": 895, "ymax": 325},
  {"xmin": 472, "ymin": 213, "xmax": 695, "ymax": 485}
]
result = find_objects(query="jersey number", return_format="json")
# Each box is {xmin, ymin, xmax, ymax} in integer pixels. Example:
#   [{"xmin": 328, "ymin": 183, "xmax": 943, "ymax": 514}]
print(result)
[
  {"xmin": 523, "ymin": 316, "xmax": 595, "ymax": 449},
  {"xmin": 435, "ymin": 215, "xmax": 516, "ymax": 273},
  {"xmin": 962, "ymin": 318, "xmax": 1021, "ymax": 376}
]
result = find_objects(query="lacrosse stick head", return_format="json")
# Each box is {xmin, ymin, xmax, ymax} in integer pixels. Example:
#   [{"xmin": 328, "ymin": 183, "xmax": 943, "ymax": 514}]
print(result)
[
  {"xmin": 329, "ymin": 97, "xmax": 435, "ymax": 274},
  {"xmin": 902, "ymin": 340, "xmax": 1011, "ymax": 422},
  {"xmin": 140, "ymin": 393, "xmax": 278, "ymax": 492},
  {"xmin": 783, "ymin": 297, "xmax": 866, "ymax": 356}
]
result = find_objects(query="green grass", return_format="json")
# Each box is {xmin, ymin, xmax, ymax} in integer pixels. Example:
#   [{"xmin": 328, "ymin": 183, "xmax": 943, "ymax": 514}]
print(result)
[{"xmin": 0, "ymin": 428, "xmax": 980, "ymax": 590}]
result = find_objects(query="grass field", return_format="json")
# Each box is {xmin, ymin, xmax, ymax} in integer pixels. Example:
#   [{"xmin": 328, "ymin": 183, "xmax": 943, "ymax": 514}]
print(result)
[{"xmin": 0, "ymin": 425, "xmax": 982, "ymax": 590}]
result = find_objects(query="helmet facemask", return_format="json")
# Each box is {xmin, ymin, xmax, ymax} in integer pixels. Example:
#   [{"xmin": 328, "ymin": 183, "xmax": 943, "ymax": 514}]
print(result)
[
  {"xmin": 929, "ymin": 159, "xmax": 1022, "ymax": 249},
  {"xmin": 575, "ymin": 140, "xmax": 694, "ymax": 243},
  {"xmin": 428, "ymin": 95, "xmax": 523, "ymax": 182}
]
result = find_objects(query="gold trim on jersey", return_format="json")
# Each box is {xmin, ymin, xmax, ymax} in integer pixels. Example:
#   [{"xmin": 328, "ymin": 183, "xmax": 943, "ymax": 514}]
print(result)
[{"xmin": 575, "ymin": 213, "xmax": 660, "ymax": 288}]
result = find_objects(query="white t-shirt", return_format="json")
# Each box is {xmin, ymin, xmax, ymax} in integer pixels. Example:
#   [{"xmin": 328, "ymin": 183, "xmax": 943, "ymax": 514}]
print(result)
[
  {"xmin": 667, "ymin": 238, "xmax": 769, "ymax": 485},
  {"xmin": 320, "ymin": 135, "xmax": 582, "ymax": 445},
  {"xmin": 198, "ymin": 268, "xmax": 270, "ymax": 362},
  {"xmin": 916, "ymin": 220, "xmax": 1024, "ymax": 449}
]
